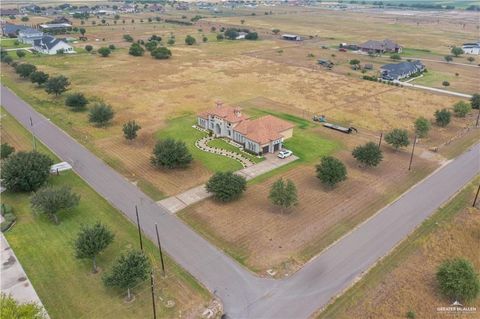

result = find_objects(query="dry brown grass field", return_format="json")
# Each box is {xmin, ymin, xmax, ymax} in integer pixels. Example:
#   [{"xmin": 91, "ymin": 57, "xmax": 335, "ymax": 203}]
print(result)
[{"xmin": 319, "ymin": 180, "xmax": 480, "ymax": 319}]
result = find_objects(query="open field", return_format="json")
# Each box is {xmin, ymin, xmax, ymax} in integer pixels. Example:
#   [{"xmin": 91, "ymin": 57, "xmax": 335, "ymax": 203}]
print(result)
[
  {"xmin": 0, "ymin": 108, "xmax": 211, "ymax": 319},
  {"xmin": 319, "ymin": 177, "xmax": 480, "ymax": 319}
]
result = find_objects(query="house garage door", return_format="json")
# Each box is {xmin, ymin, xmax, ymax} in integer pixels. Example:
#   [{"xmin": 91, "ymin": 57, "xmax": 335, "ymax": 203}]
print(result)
[
  {"xmin": 262, "ymin": 145, "xmax": 270, "ymax": 154},
  {"xmin": 273, "ymin": 143, "xmax": 280, "ymax": 151}
]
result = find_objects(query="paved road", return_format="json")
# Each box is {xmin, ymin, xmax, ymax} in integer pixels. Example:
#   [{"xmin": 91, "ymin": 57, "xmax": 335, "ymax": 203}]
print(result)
[{"xmin": 2, "ymin": 86, "xmax": 479, "ymax": 318}]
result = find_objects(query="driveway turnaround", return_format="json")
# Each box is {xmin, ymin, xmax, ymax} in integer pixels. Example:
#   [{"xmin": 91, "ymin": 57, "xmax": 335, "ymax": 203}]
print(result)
[{"xmin": 2, "ymin": 85, "xmax": 479, "ymax": 318}]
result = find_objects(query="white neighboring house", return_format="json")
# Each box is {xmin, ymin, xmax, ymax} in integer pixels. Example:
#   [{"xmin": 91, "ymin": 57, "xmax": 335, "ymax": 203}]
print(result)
[
  {"xmin": 33, "ymin": 35, "xmax": 75, "ymax": 55},
  {"xmin": 461, "ymin": 42, "xmax": 480, "ymax": 55},
  {"xmin": 18, "ymin": 28, "xmax": 44, "ymax": 44}
]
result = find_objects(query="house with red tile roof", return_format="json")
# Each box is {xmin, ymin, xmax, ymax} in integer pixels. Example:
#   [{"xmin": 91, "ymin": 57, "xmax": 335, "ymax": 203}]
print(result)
[{"xmin": 197, "ymin": 102, "xmax": 294, "ymax": 155}]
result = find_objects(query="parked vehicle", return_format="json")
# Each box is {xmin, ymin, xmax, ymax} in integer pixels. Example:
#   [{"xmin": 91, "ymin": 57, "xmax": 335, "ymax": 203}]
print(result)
[
  {"xmin": 277, "ymin": 150, "xmax": 293, "ymax": 159},
  {"xmin": 312, "ymin": 115, "xmax": 326, "ymax": 122},
  {"xmin": 339, "ymin": 48, "xmax": 347, "ymax": 52}
]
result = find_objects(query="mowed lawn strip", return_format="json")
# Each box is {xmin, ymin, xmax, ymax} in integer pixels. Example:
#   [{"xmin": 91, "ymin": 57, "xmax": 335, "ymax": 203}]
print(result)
[
  {"xmin": 1, "ymin": 109, "xmax": 210, "ymax": 319},
  {"xmin": 318, "ymin": 176, "xmax": 480, "ymax": 319}
]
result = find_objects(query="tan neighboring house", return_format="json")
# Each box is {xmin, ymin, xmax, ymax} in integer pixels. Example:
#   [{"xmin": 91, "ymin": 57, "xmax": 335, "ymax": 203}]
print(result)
[{"xmin": 197, "ymin": 103, "xmax": 294, "ymax": 155}]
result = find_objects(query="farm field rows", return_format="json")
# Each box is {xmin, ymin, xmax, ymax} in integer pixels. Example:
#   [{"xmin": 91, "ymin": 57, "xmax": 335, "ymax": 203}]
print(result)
[{"xmin": 0, "ymin": 107, "xmax": 211, "ymax": 318}]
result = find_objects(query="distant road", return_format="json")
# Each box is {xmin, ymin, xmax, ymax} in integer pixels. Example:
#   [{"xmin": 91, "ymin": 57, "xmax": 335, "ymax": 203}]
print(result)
[
  {"xmin": 2, "ymin": 85, "xmax": 479, "ymax": 318},
  {"xmin": 398, "ymin": 80, "xmax": 473, "ymax": 98}
]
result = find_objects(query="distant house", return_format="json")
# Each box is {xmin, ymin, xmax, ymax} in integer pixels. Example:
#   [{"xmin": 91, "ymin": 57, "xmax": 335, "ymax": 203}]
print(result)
[
  {"xmin": 461, "ymin": 42, "xmax": 480, "ymax": 55},
  {"xmin": 282, "ymin": 34, "xmax": 302, "ymax": 41},
  {"xmin": 33, "ymin": 35, "xmax": 75, "ymax": 55},
  {"xmin": 39, "ymin": 23, "xmax": 72, "ymax": 31},
  {"xmin": 0, "ymin": 8, "xmax": 20, "ymax": 16},
  {"xmin": 49, "ymin": 16, "xmax": 72, "ymax": 24},
  {"xmin": 358, "ymin": 39, "xmax": 402, "ymax": 54},
  {"xmin": 381, "ymin": 60, "xmax": 425, "ymax": 81},
  {"xmin": 1, "ymin": 23, "xmax": 30, "ymax": 37},
  {"xmin": 236, "ymin": 32, "xmax": 247, "ymax": 40},
  {"xmin": 18, "ymin": 28, "xmax": 44, "ymax": 44},
  {"xmin": 197, "ymin": 103, "xmax": 294, "ymax": 155}
]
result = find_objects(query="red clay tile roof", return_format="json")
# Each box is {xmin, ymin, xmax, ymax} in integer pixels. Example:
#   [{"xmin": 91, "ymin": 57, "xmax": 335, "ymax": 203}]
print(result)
[
  {"xmin": 198, "ymin": 105, "xmax": 250, "ymax": 123},
  {"xmin": 234, "ymin": 115, "xmax": 294, "ymax": 145}
]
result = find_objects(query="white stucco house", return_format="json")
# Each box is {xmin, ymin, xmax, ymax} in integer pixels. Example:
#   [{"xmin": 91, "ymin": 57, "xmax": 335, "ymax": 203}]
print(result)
[
  {"xmin": 462, "ymin": 42, "xmax": 480, "ymax": 55},
  {"xmin": 197, "ymin": 103, "xmax": 294, "ymax": 155},
  {"xmin": 33, "ymin": 35, "xmax": 75, "ymax": 55},
  {"xmin": 18, "ymin": 28, "xmax": 44, "ymax": 44}
]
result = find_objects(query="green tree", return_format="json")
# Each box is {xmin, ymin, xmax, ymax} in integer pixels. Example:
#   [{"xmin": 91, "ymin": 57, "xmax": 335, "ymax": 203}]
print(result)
[
  {"xmin": 245, "ymin": 32, "xmax": 258, "ymax": 40},
  {"xmin": 88, "ymin": 103, "xmax": 115, "ymax": 126},
  {"xmin": 390, "ymin": 53, "xmax": 401, "ymax": 60},
  {"xmin": 450, "ymin": 47, "xmax": 464, "ymax": 57},
  {"xmin": 151, "ymin": 138, "xmax": 192, "ymax": 169},
  {"xmin": 122, "ymin": 120, "xmax": 141, "ymax": 141},
  {"xmin": 185, "ymin": 35, "xmax": 196, "ymax": 45},
  {"xmin": 123, "ymin": 34, "xmax": 134, "ymax": 42},
  {"xmin": 29, "ymin": 71, "xmax": 49, "ymax": 86},
  {"xmin": 272, "ymin": 28, "xmax": 280, "ymax": 34},
  {"xmin": 16, "ymin": 49, "xmax": 26, "ymax": 58},
  {"xmin": 434, "ymin": 108, "xmax": 452, "ymax": 127},
  {"xmin": 128, "ymin": 43, "xmax": 144, "ymax": 56},
  {"xmin": 203, "ymin": 36, "xmax": 208, "ymax": 43},
  {"xmin": 97, "ymin": 47, "xmax": 111, "ymax": 57},
  {"xmin": 45, "ymin": 75, "xmax": 70, "ymax": 96},
  {"xmin": 216, "ymin": 33, "xmax": 224, "ymax": 41},
  {"xmin": 0, "ymin": 152, "xmax": 53, "ymax": 192},
  {"xmin": 75, "ymin": 222, "xmax": 114, "ymax": 273},
  {"xmin": 453, "ymin": 101, "xmax": 471, "ymax": 117},
  {"xmin": 65, "ymin": 92, "xmax": 89, "ymax": 111},
  {"xmin": 470, "ymin": 93, "xmax": 480, "ymax": 109},
  {"xmin": 85, "ymin": 45, "xmax": 93, "ymax": 52},
  {"xmin": 467, "ymin": 56, "xmax": 475, "ymax": 63},
  {"xmin": 316, "ymin": 156, "xmax": 347, "ymax": 187},
  {"xmin": 206, "ymin": 171, "xmax": 247, "ymax": 202},
  {"xmin": 385, "ymin": 128, "xmax": 410, "ymax": 150},
  {"xmin": 414, "ymin": 116, "xmax": 431, "ymax": 138},
  {"xmin": 2, "ymin": 55, "xmax": 13, "ymax": 65},
  {"xmin": 31, "ymin": 185, "xmax": 80, "ymax": 224},
  {"xmin": 103, "ymin": 250, "xmax": 151, "ymax": 301},
  {"xmin": 145, "ymin": 40, "xmax": 158, "ymax": 51},
  {"xmin": 167, "ymin": 38, "xmax": 175, "ymax": 45},
  {"xmin": 442, "ymin": 81, "xmax": 450, "ymax": 87},
  {"xmin": 0, "ymin": 143, "xmax": 15, "ymax": 159},
  {"xmin": 15, "ymin": 63, "xmax": 37, "ymax": 78},
  {"xmin": 349, "ymin": 59, "xmax": 360, "ymax": 65},
  {"xmin": 151, "ymin": 47, "xmax": 172, "ymax": 59},
  {"xmin": 0, "ymin": 293, "xmax": 46, "ymax": 319},
  {"xmin": 21, "ymin": 16, "xmax": 29, "ymax": 22},
  {"xmin": 224, "ymin": 28, "xmax": 239, "ymax": 40},
  {"xmin": 436, "ymin": 258, "xmax": 480, "ymax": 302},
  {"xmin": 109, "ymin": 44, "xmax": 116, "ymax": 50},
  {"xmin": 352, "ymin": 142, "xmax": 383, "ymax": 167},
  {"xmin": 444, "ymin": 55, "xmax": 453, "ymax": 62},
  {"xmin": 269, "ymin": 178, "xmax": 298, "ymax": 212},
  {"xmin": 79, "ymin": 28, "xmax": 86, "ymax": 36}
]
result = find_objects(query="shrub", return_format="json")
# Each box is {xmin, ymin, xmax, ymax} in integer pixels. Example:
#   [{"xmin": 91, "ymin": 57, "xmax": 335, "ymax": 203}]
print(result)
[
  {"xmin": 471, "ymin": 93, "xmax": 480, "ymax": 109},
  {"xmin": 122, "ymin": 120, "xmax": 141, "ymax": 140},
  {"xmin": 436, "ymin": 258, "xmax": 480, "ymax": 302},
  {"xmin": 0, "ymin": 143, "xmax": 15, "ymax": 159},
  {"xmin": 224, "ymin": 28, "xmax": 239, "ymax": 40},
  {"xmin": 85, "ymin": 45, "xmax": 93, "ymax": 52},
  {"xmin": 45, "ymin": 75, "xmax": 70, "ymax": 96},
  {"xmin": 65, "ymin": 92, "xmax": 89, "ymax": 111},
  {"xmin": 185, "ymin": 35, "xmax": 196, "ymax": 45},
  {"xmin": 167, "ymin": 38, "xmax": 175, "ymax": 45},
  {"xmin": 434, "ymin": 108, "xmax": 451, "ymax": 127},
  {"xmin": 245, "ymin": 32, "xmax": 258, "ymax": 40},
  {"xmin": 442, "ymin": 81, "xmax": 450, "ymax": 87},
  {"xmin": 29, "ymin": 71, "xmax": 49, "ymax": 86},
  {"xmin": 352, "ymin": 142, "xmax": 383, "ymax": 167},
  {"xmin": 0, "ymin": 204, "xmax": 16, "ymax": 232},
  {"xmin": 0, "ymin": 294, "xmax": 46, "ymax": 318},
  {"xmin": 97, "ymin": 47, "xmax": 111, "ymax": 57},
  {"xmin": 453, "ymin": 101, "xmax": 471, "ymax": 117},
  {"xmin": 151, "ymin": 47, "xmax": 172, "ymax": 59},
  {"xmin": 216, "ymin": 33, "xmax": 224, "ymax": 41},
  {"xmin": 108, "ymin": 44, "xmax": 116, "ymax": 50},
  {"xmin": 0, "ymin": 151, "xmax": 53, "ymax": 192},
  {"xmin": 128, "ymin": 43, "xmax": 144, "ymax": 56},
  {"xmin": 316, "ymin": 156, "xmax": 347, "ymax": 187},
  {"xmin": 406, "ymin": 310, "xmax": 416, "ymax": 319},
  {"xmin": 31, "ymin": 185, "xmax": 80, "ymax": 224},
  {"xmin": 206, "ymin": 171, "xmax": 247, "ymax": 202},
  {"xmin": 151, "ymin": 138, "xmax": 192, "ymax": 169},
  {"xmin": 123, "ymin": 34, "xmax": 134, "ymax": 42},
  {"xmin": 385, "ymin": 128, "xmax": 410, "ymax": 150},
  {"xmin": 145, "ymin": 40, "xmax": 158, "ymax": 51},
  {"xmin": 15, "ymin": 63, "xmax": 37, "ymax": 78},
  {"xmin": 88, "ymin": 103, "xmax": 115, "ymax": 126},
  {"xmin": 390, "ymin": 53, "xmax": 401, "ymax": 60},
  {"xmin": 16, "ymin": 50, "xmax": 26, "ymax": 58},
  {"xmin": 414, "ymin": 116, "xmax": 431, "ymax": 138}
]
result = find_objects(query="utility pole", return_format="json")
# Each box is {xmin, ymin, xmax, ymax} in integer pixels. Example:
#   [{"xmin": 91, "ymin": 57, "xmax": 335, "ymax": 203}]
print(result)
[
  {"xmin": 150, "ymin": 273, "xmax": 157, "ymax": 319},
  {"xmin": 378, "ymin": 132, "xmax": 383, "ymax": 148},
  {"xmin": 475, "ymin": 108, "xmax": 480, "ymax": 127},
  {"xmin": 135, "ymin": 205, "xmax": 143, "ymax": 251},
  {"xmin": 155, "ymin": 224, "xmax": 166, "ymax": 277},
  {"xmin": 473, "ymin": 184, "xmax": 480, "ymax": 208},
  {"xmin": 408, "ymin": 134, "xmax": 417, "ymax": 171}
]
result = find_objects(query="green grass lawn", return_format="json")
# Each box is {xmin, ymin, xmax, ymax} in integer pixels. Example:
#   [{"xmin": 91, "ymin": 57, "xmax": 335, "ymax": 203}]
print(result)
[
  {"xmin": 155, "ymin": 114, "xmax": 243, "ymax": 172},
  {"xmin": 1, "ymin": 110, "xmax": 210, "ymax": 319},
  {"xmin": 0, "ymin": 38, "xmax": 31, "ymax": 49},
  {"xmin": 207, "ymin": 138, "xmax": 264, "ymax": 164},
  {"xmin": 318, "ymin": 177, "xmax": 479, "ymax": 319}
]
